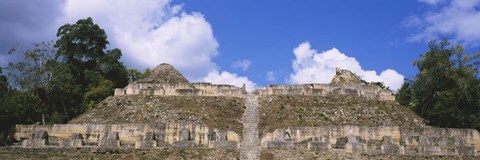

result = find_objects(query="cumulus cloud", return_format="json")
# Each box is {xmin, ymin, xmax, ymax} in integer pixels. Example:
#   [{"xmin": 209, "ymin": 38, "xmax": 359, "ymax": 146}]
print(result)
[
  {"xmin": 289, "ymin": 41, "xmax": 405, "ymax": 91},
  {"xmin": 62, "ymin": 0, "xmax": 219, "ymax": 81},
  {"xmin": 61, "ymin": 0, "xmax": 256, "ymax": 89},
  {"xmin": 266, "ymin": 71, "xmax": 276, "ymax": 82},
  {"xmin": 0, "ymin": 0, "xmax": 256, "ymax": 90},
  {"xmin": 231, "ymin": 59, "xmax": 251, "ymax": 71},
  {"xmin": 204, "ymin": 71, "xmax": 257, "ymax": 91},
  {"xmin": 406, "ymin": 0, "xmax": 480, "ymax": 45}
]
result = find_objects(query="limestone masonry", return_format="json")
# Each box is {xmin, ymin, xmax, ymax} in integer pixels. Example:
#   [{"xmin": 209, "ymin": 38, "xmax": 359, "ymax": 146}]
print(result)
[
  {"xmin": 261, "ymin": 126, "xmax": 479, "ymax": 156},
  {"xmin": 253, "ymin": 68, "xmax": 395, "ymax": 101},
  {"xmin": 114, "ymin": 63, "xmax": 247, "ymax": 97},
  {"xmin": 15, "ymin": 123, "xmax": 239, "ymax": 149},
  {"xmin": 7, "ymin": 64, "xmax": 480, "ymax": 158}
]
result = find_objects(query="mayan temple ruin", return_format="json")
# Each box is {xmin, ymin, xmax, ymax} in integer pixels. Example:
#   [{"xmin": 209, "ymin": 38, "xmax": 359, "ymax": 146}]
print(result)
[{"xmin": 4, "ymin": 63, "xmax": 480, "ymax": 159}]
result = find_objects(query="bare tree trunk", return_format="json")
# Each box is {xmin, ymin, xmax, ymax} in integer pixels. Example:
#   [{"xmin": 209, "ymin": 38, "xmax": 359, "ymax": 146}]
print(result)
[
  {"xmin": 62, "ymin": 95, "xmax": 70, "ymax": 121},
  {"xmin": 41, "ymin": 102, "xmax": 46, "ymax": 125},
  {"xmin": 42, "ymin": 113, "xmax": 45, "ymax": 125}
]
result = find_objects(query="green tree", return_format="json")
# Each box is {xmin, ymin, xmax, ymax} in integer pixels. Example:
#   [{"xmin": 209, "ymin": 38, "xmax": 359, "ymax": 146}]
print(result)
[
  {"xmin": 0, "ymin": 67, "xmax": 41, "ymax": 145},
  {"xmin": 127, "ymin": 69, "xmax": 143, "ymax": 82},
  {"xmin": 127, "ymin": 68, "xmax": 151, "ymax": 82},
  {"xmin": 143, "ymin": 68, "xmax": 151, "ymax": 78},
  {"xmin": 55, "ymin": 17, "xmax": 108, "ymax": 66},
  {"xmin": 0, "ymin": 68, "xmax": 6, "ymax": 96},
  {"xmin": 55, "ymin": 17, "xmax": 128, "ymax": 112},
  {"xmin": 1, "ymin": 17, "xmax": 129, "ymax": 130},
  {"xmin": 7, "ymin": 41, "xmax": 58, "ymax": 91},
  {"xmin": 84, "ymin": 80, "xmax": 114, "ymax": 108},
  {"xmin": 6, "ymin": 41, "xmax": 60, "ymax": 124},
  {"xmin": 395, "ymin": 79, "xmax": 413, "ymax": 107},
  {"xmin": 411, "ymin": 39, "xmax": 480, "ymax": 128}
]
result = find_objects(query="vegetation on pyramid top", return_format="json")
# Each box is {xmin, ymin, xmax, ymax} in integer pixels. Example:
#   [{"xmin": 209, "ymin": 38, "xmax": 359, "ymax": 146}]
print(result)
[{"xmin": 137, "ymin": 63, "xmax": 189, "ymax": 84}]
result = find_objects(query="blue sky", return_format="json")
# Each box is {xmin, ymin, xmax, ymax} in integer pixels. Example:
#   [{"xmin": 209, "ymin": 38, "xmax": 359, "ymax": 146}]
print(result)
[
  {"xmin": 179, "ymin": 1, "xmax": 424, "ymax": 84},
  {"xmin": 1, "ymin": 0, "xmax": 480, "ymax": 91}
]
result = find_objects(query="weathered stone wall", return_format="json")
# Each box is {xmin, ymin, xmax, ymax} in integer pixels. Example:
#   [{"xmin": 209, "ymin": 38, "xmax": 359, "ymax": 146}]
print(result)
[
  {"xmin": 114, "ymin": 82, "xmax": 246, "ymax": 97},
  {"xmin": 253, "ymin": 84, "xmax": 395, "ymax": 101},
  {"xmin": 261, "ymin": 126, "xmax": 479, "ymax": 156},
  {"xmin": 14, "ymin": 123, "xmax": 239, "ymax": 149}
]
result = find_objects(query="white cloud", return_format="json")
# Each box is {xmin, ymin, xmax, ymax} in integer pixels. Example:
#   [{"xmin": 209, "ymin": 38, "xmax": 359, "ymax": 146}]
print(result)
[
  {"xmin": 62, "ymin": 0, "xmax": 218, "ymax": 81},
  {"xmin": 231, "ymin": 59, "xmax": 251, "ymax": 71},
  {"xmin": 60, "ymin": 0, "xmax": 257, "ymax": 90},
  {"xmin": 266, "ymin": 71, "xmax": 276, "ymax": 82},
  {"xmin": 204, "ymin": 71, "xmax": 257, "ymax": 92},
  {"xmin": 289, "ymin": 41, "xmax": 405, "ymax": 91},
  {"xmin": 419, "ymin": 0, "xmax": 445, "ymax": 5},
  {"xmin": 407, "ymin": 0, "xmax": 480, "ymax": 45}
]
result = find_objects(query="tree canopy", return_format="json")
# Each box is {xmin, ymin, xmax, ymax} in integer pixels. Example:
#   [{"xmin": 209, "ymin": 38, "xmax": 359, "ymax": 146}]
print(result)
[
  {"xmin": 1, "ymin": 17, "xmax": 130, "ymax": 133},
  {"xmin": 397, "ymin": 39, "xmax": 480, "ymax": 129},
  {"xmin": 55, "ymin": 17, "xmax": 128, "ymax": 112}
]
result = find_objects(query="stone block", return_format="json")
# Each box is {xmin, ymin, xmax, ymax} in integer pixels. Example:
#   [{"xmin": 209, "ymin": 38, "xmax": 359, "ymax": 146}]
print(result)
[
  {"xmin": 400, "ymin": 135, "xmax": 419, "ymax": 146},
  {"xmin": 449, "ymin": 136, "xmax": 466, "ymax": 146},
  {"xmin": 143, "ymin": 132, "xmax": 155, "ymax": 140},
  {"xmin": 60, "ymin": 133, "xmax": 83, "ymax": 148},
  {"xmin": 22, "ymin": 139, "xmax": 46, "ymax": 148},
  {"xmin": 418, "ymin": 136, "xmax": 431, "ymax": 145},
  {"xmin": 180, "ymin": 128, "xmax": 191, "ymax": 141},
  {"xmin": 114, "ymin": 88, "xmax": 124, "ymax": 96},
  {"xmin": 382, "ymin": 136, "xmax": 394, "ymax": 144},
  {"xmin": 346, "ymin": 143, "xmax": 367, "ymax": 153},
  {"xmin": 416, "ymin": 145, "xmax": 441, "ymax": 155},
  {"xmin": 99, "ymin": 140, "xmax": 120, "ymax": 148},
  {"xmin": 455, "ymin": 146, "xmax": 474, "ymax": 155},
  {"xmin": 208, "ymin": 141, "xmax": 238, "ymax": 149},
  {"xmin": 332, "ymin": 137, "xmax": 348, "ymax": 149},
  {"xmin": 173, "ymin": 141, "xmax": 195, "ymax": 148},
  {"xmin": 369, "ymin": 149, "xmax": 383, "ymax": 155},
  {"xmin": 60, "ymin": 139, "xmax": 83, "ymax": 148},
  {"xmin": 33, "ymin": 130, "xmax": 48, "ymax": 140},
  {"xmin": 106, "ymin": 132, "xmax": 119, "ymax": 140},
  {"xmin": 381, "ymin": 144, "xmax": 404, "ymax": 154},
  {"xmin": 308, "ymin": 141, "xmax": 331, "ymax": 152},
  {"xmin": 22, "ymin": 130, "xmax": 49, "ymax": 148},
  {"xmin": 267, "ymin": 141, "xmax": 294, "ymax": 149},
  {"xmin": 226, "ymin": 131, "xmax": 240, "ymax": 142},
  {"xmin": 135, "ymin": 140, "xmax": 157, "ymax": 149},
  {"xmin": 99, "ymin": 132, "xmax": 120, "ymax": 148}
]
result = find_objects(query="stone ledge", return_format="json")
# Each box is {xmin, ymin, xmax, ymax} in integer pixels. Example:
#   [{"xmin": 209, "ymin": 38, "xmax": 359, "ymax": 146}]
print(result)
[
  {"xmin": 98, "ymin": 140, "xmax": 120, "ymax": 148},
  {"xmin": 209, "ymin": 141, "xmax": 238, "ymax": 149},
  {"xmin": 308, "ymin": 141, "xmax": 331, "ymax": 152},
  {"xmin": 22, "ymin": 139, "xmax": 46, "ymax": 148},
  {"xmin": 381, "ymin": 144, "xmax": 404, "ymax": 154},
  {"xmin": 173, "ymin": 141, "xmax": 195, "ymax": 148},
  {"xmin": 59, "ymin": 139, "xmax": 82, "ymax": 148},
  {"xmin": 267, "ymin": 141, "xmax": 294, "ymax": 149},
  {"xmin": 134, "ymin": 140, "xmax": 157, "ymax": 149}
]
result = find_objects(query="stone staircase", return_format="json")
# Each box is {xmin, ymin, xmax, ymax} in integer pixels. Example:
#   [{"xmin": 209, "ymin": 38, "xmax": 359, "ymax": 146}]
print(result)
[{"xmin": 240, "ymin": 94, "xmax": 261, "ymax": 160}]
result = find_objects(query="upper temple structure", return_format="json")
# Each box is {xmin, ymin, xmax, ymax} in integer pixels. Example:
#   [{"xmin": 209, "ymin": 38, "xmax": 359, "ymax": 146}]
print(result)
[
  {"xmin": 114, "ymin": 63, "xmax": 247, "ymax": 97},
  {"xmin": 253, "ymin": 67, "xmax": 395, "ymax": 101},
  {"xmin": 115, "ymin": 64, "xmax": 395, "ymax": 101}
]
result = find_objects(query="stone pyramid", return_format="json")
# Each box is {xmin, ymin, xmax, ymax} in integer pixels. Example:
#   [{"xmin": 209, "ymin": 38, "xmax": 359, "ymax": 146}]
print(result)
[
  {"xmin": 330, "ymin": 67, "xmax": 363, "ymax": 84},
  {"xmin": 137, "ymin": 63, "xmax": 189, "ymax": 84}
]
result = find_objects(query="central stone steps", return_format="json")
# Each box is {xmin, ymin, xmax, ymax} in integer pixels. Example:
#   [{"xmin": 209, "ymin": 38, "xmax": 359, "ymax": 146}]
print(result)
[{"xmin": 240, "ymin": 94, "xmax": 260, "ymax": 160}]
